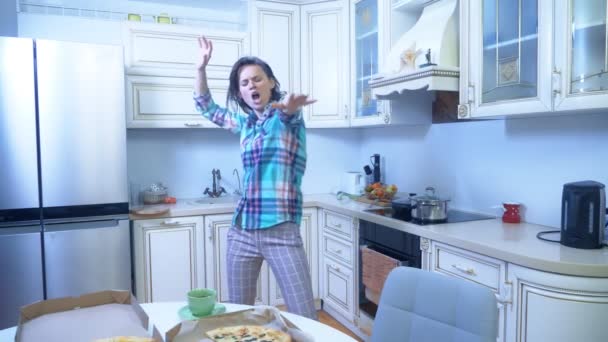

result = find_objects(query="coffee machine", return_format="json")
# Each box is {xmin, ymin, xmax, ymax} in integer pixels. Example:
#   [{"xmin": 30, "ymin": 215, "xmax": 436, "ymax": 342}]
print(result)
[{"xmin": 560, "ymin": 181, "xmax": 606, "ymax": 249}]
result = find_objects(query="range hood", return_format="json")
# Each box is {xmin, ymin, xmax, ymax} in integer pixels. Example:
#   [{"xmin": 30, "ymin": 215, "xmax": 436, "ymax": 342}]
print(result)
[{"xmin": 369, "ymin": 0, "xmax": 459, "ymax": 96}]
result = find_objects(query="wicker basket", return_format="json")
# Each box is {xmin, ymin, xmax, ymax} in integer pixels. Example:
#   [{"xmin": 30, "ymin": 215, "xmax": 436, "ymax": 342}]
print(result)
[
  {"xmin": 361, "ymin": 246, "xmax": 400, "ymax": 294},
  {"xmin": 142, "ymin": 189, "xmax": 168, "ymax": 204}
]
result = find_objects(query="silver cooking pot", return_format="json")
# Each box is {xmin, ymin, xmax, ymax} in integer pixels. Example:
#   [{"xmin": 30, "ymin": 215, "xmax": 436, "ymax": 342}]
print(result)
[{"xmin": 410, "ymin": 187, "xmax": 450, "ymax": 222}]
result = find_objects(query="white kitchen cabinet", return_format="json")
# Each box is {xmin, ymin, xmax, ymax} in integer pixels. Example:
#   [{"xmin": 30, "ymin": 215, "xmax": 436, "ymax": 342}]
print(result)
[
  {"xmin": 250, "ymin": 1, "xmax": 301, "ymax": 95},
  {"xmin": 268, "ymin": 208, "xmax": 320, "ymax": 306},
  {"xmin": 459, "ymin": 0, "xmax": 608, "ymax": 119},
  {"xmin": 554, "ymin": 1, "xmax": 608, "ymax": 112},
  {"xmin": 122, "ymin": 22, "xmax": 248, "ymax": 128},
  {"xmin": 133, "ymin": 216, "xmax": 205, "ymax": 303},
  {"xmin": 321, "ymin": 253, "xmax": 356, "ymax": 321},
  {"xmin": 430, "ymin": 241, "xmax": 508, "ymax": 342},
  {"xmin": 204, "ymin": 213, "xmax": 267, "ymax": 305},
  {"xmin": 430, "ymin": 240, "xmax": 608, "ymax": 342},
  {"xmin": 126, "ymin": 75, "xmax": 228, "ymax": 128},
  {"xmin": 319, "ymin": 209, "xmax": 359, "ymax": 324},
  {"xmin": 458, "ymin": 0, "xmax": 553, "ymax": 119},
  {"xmin": 252, "ymin": 1, "xmax": 355, "ymax": 129},
  {"xmin": 123, "ymin": 22, "xmax": 248, "ymax": 78},
  {"xmin": 349, "ymin": 0, "xmax": 392, "ymax": 127},
  {"xmin": 505, "ymin": 263, "xmax": 608, "ymax": 342},
  {"xmin": 300, "ymin": 1, "xmax": 350, "ymax": 128}
]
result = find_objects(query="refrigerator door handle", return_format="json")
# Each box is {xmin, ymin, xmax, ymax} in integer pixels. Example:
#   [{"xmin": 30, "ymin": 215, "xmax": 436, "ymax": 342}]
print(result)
[
  {"xmin": 44, "ymin": 219, "xmax": 121, "ymax": 232},
  {"xmin": 0, "ymin": 225, "xmax": 41, "ymax": 235}
]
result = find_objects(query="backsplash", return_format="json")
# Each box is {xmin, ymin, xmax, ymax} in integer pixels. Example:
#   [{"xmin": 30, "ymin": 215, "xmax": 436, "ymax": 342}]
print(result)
[
  {"xmin": 127, "ymin": 128, "xmax": 362, "ymax": 199},
  {"xmin": 360, "ymin": 111, "xmax": 608, "ymax": 228}
]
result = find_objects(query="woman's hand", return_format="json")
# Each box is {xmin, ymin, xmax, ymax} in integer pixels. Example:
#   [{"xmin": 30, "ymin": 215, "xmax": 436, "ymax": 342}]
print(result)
[
  {"xmin": 272, "ymin": 94, "xmax": 317, "ymax": 115},
  {"xmin": 196, "ymin": 36, "xmax": 213, "ymax": 71}
]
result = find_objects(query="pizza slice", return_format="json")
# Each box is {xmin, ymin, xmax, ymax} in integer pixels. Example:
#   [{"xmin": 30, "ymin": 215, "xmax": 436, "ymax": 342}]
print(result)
[{"xmin": 206, "ymin": 325, "xmax": 291, "ymax": 342}]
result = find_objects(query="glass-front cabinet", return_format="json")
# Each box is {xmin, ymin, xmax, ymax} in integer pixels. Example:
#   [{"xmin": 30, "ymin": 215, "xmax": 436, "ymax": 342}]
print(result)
[
  {"xmin": 459, "ymin": 0, "xmax": 553, "ymax": 118},
  {"xmin": 460, "ymin": 0, "xmax": 608, "ymax": 118},
  {"xmin": 350, "ymin": 0, "xmax": 391, "ymax": 126},
  {"xmin": 554, "ymin": 0, "xmax": 608, "ymax": 111}
]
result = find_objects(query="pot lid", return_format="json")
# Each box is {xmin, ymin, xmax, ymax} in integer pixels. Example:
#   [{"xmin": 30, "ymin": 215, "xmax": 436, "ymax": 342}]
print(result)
[{"xmin": 412, "ymin": 187, "xmax": 449, "ymax": 204}]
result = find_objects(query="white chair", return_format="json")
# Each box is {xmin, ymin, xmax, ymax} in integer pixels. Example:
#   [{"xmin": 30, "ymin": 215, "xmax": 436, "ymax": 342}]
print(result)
[{"xmin": 371, "ymin": 267, "xmax": 498, "ymax": 342}]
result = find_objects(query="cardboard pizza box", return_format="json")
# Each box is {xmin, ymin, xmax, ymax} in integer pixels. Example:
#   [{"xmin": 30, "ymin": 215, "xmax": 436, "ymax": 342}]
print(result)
[
  {"xmin": 166, "ymin": 306, "xmax": 313, "ymax": 342},
  {"xmin": 15, "ymin": 290, "xmax": 162, "ymax": 342}
]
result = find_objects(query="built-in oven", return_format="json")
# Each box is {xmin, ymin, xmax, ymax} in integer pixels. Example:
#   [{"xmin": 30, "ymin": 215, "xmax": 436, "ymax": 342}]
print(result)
[{"xmin": 358, "ymin": 220, "xmax": 421, "ymax": 318}]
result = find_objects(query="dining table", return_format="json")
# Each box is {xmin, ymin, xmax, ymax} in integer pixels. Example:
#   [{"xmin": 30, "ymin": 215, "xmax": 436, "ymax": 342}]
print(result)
[{"xmin": 0, "ymin": 301, "xmax": 357, "ymax": 341}]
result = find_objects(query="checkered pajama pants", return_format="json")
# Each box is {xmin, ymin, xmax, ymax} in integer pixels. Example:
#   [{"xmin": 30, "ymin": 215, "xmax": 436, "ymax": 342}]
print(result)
[{"xmin": 226, "ymin": 221, "xmax": 318, "ymax": 320}]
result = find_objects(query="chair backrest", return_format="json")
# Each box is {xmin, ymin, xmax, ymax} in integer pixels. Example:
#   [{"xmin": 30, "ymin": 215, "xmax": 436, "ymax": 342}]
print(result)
[{"xmin": 370, "ymin": 267, "xmax": 498, "ymax": 342}]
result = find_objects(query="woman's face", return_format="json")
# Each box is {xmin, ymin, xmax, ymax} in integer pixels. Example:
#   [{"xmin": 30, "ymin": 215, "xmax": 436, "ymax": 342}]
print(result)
[{"xmin": 238, "ymin": 64, "xmax": 276, "ymax": 117}]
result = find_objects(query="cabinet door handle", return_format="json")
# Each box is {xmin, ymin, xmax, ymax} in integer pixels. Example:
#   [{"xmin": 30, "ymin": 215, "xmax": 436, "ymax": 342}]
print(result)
[
  {"xmin": 451, "ymin": 264, "xmax": 476, "ymax": 276},
  {"xmin": 207, "ymin": 224, "xmax": 214, "ymax": 241},
  {"xmin": 330, "ymin": 248, "xmax": 343, "ymax": 254},
  {"xmin": 552, "ymin": 67, "xmax": 562, "ymax": 96},
  {"xmin": 184, "ymin": 123, "xmax": 202, "ymax": 127},
  {"xmin": 330, "ymin": 264, "xmax": 342, "ymax": 273},
  {"xmin": 467, "ymin": 83, "xmax": 476, "ymax": 104},
  {"xmin": 497, "ymin": 281, "xmax": 513, "ymax": 304},
  {"xmin": 330, "ymin": 222, "xmax": 342, "ymax": 228},
  {"xmin": 162, "ymin": 220, "xmax": 181, "ymax": 226}
]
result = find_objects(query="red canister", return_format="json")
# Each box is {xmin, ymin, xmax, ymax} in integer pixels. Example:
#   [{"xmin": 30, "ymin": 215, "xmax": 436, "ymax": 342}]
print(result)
[{"xmin": 502, "ymin": 202, "xmax": 521, "ymax": 223}]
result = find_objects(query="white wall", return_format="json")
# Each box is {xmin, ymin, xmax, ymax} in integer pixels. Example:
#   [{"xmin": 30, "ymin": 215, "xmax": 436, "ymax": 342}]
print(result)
[
  {"xmin": 360, "ymin": 112, "xmax": 608, "ymax": 228},
  {"xmin": 127, "ymin": 128, "xmax": 361, "ymax": 198}
]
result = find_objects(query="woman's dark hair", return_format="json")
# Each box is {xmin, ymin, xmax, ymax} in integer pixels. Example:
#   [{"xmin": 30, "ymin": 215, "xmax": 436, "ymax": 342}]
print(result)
[{"xmin": 227, "ymin": 56, "xmax": 282, "ymax": 113}]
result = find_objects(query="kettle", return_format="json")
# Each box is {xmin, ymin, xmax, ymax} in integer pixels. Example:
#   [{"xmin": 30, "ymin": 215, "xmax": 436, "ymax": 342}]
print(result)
[
  {"xmin": 560, "ymin": 181, "xmax": 606, "ymax": 249},
  {"xmin": 341, "ymin": 171, "xmax": 364, "ymax": 195}
]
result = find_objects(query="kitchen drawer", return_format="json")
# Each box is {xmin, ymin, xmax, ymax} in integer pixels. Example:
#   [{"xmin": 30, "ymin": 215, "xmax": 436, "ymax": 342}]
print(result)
[
  {"xmin": 322, "ymin": 233, "xmax": 354, "ymax": 267},
  {"xmin": 431, "ymin": 241, "xmax": 505, "ymax": 292},
  {"xmin": 321, "ymin": 209, "xmax": 354, "ymax": 242}
]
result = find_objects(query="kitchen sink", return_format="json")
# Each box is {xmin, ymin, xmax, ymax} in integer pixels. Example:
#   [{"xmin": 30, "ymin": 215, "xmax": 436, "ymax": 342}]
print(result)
[{"xmin": 189, "ymin": 195, "xmax": 239, "ymax": 205}]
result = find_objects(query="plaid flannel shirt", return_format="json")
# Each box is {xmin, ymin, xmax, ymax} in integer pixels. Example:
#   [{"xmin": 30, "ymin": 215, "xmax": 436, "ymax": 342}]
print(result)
[{"xmin": 194, "ymin": 92, "xmax": 306, "ymax": 229}]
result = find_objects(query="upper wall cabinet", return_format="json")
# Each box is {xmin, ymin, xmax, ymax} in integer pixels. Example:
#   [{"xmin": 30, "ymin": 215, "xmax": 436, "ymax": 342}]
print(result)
[
  {"xmin": 350, "ymin": 0, "xmax": 432, "ymax": 127},
  {"xmin": 250, "ymin": 1, "xmax": 301, "ymax": 95},
  {"xmin": 123, "ymin": 22, "xmax": 249, "ymax": 128},
  {"xmin": 301, "ymin": 0, "xmax": 350, "ymax": 128},
  {"xmin": 349, "ymin": 0, "xmax": 391, "ymax": 126},
  {"xmin": 459, "ymin": 0, "xmax": 608, "ymax": 119},
  {"xmin": 554, "ymin": 0, "xmax": 608, "ymax": 112},
  {"xmin": 458, "ymin": 0, "xmax": 553, "ymax": 119},
  {"xmin": 251, "ymin": 0, "xmax": 350, "ymax": 128}
]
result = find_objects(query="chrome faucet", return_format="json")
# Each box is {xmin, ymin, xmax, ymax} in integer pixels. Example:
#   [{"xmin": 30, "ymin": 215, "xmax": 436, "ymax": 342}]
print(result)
[
  {"xmin": 204, "ymin": 169, "xmax": 227, "ymax": 198},
  {"xmin": 233, "ymin": 168, "xmax": 242, "ymax": 196}
]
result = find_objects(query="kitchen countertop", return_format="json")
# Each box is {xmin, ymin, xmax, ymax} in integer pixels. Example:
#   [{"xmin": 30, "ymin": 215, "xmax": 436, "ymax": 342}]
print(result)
[{"xmin": 130, "ymin": 194, "xmax": 608, "ymax": 278}]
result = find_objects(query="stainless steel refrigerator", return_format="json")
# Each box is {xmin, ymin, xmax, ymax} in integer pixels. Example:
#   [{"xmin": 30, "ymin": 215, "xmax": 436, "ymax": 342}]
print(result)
[{"xmin": 0, "ymin": 37, "xmax": 131, "ymax": 329}]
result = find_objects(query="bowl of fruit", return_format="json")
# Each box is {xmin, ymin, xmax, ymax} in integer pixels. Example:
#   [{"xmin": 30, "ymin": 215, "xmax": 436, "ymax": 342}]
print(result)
[{"xmin": 364, "ymin": 182, "xmax": 398, "ymax": 201}]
